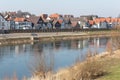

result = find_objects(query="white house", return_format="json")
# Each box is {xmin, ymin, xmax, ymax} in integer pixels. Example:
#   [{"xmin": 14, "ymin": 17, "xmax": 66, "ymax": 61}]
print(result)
[
  {"xmin": 0, "ymin": 14, "xmax": 10, "ymax": 30},
  {"xmin": 14, "ymin": 17, "xmax": 32, "ymax": 29}
]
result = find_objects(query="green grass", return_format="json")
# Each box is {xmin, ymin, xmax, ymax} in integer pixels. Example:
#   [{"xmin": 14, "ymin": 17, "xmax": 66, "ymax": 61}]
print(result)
[{"xmin": 97, "ymin": 58, "xmax": 120, "ymax": 80}]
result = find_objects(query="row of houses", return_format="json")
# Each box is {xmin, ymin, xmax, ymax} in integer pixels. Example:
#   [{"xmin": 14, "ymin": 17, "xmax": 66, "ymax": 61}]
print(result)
[
  {"xmin": 75, "ymin": 15, "xmax": 120, "ymax": 29},
  {"xmin": 88, "ymin": 17, "xmax": 120, "ymax": 29},
  {"xmin": 0, "ymin": 12, "xmax": 120, "ymax": 30},
  {"xmin": 0, "ymin": 13, "xmax": 73, "ymax": 30}
]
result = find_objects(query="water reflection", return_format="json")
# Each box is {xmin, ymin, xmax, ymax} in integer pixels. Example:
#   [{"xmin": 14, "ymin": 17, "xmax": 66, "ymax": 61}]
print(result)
[{"xmin": 0, "ymin": 37, "xmax": 110, "ymax": 79}]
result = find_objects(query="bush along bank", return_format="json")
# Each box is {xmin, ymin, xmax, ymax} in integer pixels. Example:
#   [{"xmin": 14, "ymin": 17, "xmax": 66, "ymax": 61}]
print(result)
[{"xmin": 0, "ymin": 38, "xmax": 32, "ymax": 46}]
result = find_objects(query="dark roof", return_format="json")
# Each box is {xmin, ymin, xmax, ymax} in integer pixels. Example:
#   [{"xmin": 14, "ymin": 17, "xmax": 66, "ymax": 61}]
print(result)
[
  {"xmin": 0, "ymin": 13, "xmax": 8, "ymax": 21},
  {"xmin": 40, "ymin": 14, "xmax": 48, "ymax": 20},
  {"xmin": 29, "ymin": 16, "xmax": 40, "ymax": 25},
  {"xmin": 0, "ymin": 13, "xmax": 4, "ymax": 18}
]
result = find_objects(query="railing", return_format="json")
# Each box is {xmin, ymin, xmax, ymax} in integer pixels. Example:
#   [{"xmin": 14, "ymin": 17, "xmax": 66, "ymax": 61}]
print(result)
[{"xmin": 0, "ymin": 28, "xmax": 114, "ymax": 34}]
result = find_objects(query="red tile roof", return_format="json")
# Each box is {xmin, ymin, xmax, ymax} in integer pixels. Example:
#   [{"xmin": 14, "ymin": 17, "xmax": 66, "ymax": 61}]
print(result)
[
  {"xmin": 14, "ymin": 17, "xmax": 25, "ymax": 22},
  {"xmin": 58, "ymin": 20, "xmax": 63, "ymax": 24},
  {"xmin": 105, "ymin": 17, "xmax": 111, "ymax": 23},
  {"xmin": 99, "ymin": 18, "xmax": 106, "ymax": 22},
  {"xmin": 49, "ymin": 13, "xmax": 59, "ymax": 19},
  {"xmin": 87, "ymin": 17, "xmax": 120, "ymax": 24},
  {"xmin": 118, "ymin": 18, "xmax": 120, "ymax": 22},
  {"xmin": 93, "ymin": 18, "xmax": 100, "ymax": 24},
  {"xmin": 89, "ymin": 20, "xmax": 94, "ymax": 25}
]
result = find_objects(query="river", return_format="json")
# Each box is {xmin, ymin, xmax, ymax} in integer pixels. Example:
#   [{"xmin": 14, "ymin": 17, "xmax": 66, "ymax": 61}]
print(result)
[{"xmin": 0, "ymin": 37, "xmax": 110, "ymax": 79}]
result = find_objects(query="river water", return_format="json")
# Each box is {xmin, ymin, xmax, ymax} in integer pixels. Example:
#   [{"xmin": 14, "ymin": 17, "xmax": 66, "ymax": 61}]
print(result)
[{"xmin": 0, "ymin": 37, "xmax": 110, "ymax": 79}]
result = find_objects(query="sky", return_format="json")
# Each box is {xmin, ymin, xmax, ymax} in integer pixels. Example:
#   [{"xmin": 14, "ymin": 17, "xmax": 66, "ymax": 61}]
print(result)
[{"xmin": 0, "ymin": 0, "xmax": 120, "ymax": 17}]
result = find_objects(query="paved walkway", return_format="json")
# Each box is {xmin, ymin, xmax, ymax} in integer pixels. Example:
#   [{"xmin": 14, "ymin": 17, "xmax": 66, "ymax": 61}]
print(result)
[{"xmin": 0, "ymin": 32, "xmax": 87, "ymax": 40}]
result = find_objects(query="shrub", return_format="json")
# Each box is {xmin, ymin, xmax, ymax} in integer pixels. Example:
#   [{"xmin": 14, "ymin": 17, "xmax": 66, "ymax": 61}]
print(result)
[{"xmin": 73, "ymin": 53, "xmax": 107, "ymax": 80}]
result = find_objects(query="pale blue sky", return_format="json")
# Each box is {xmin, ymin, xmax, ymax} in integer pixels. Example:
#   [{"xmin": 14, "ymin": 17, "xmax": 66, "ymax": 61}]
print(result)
[{"xmin": 0, "ymin": 0, "xmax": 120, "ymax": 17}]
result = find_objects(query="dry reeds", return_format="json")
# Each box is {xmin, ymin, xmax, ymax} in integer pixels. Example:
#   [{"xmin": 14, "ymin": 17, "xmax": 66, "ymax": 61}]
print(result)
[
  {"xmin": 69, "ymin": 51, "xmax": 107, "ymax": 80},
  {"xmin": 28, "ymin": 47, "xmax": 109, "ymax": 80}
]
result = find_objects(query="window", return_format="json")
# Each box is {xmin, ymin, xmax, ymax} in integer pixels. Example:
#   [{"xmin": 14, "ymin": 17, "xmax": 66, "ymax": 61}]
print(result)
[{"xmin": 2, "ymin": 22, "xmax": 5, "ymax": 26}]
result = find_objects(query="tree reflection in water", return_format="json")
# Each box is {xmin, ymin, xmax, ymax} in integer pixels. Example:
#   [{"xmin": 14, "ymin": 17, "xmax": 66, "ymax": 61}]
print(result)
[{"xmin": 29, "ymin": 44, "xmax": 54, "ymax": 79}]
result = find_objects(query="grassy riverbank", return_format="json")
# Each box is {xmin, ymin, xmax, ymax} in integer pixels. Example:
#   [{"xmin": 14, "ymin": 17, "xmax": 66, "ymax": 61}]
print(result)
[
  {"xmin": 96, "ymin": 50, "xmax": 120, "ymax": 80},
  {"xmin": 97, "ymin": 59, "xmax": 120, "ymax": 80},
  {"xmin": 27, "ymin": 50, "xmax": 120, "ymax": 80}
]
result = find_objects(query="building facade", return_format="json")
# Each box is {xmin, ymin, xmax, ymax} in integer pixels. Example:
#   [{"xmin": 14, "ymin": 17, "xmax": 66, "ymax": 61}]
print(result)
[{"xmin": 0, "ymin": 14, "xmax": 10, "ymax": 30}]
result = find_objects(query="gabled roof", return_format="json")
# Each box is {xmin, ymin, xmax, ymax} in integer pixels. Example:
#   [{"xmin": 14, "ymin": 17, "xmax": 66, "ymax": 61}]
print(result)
[
  {"xmin": 111, "ymin": 18, "xmax": 115, "ymax": 22},
  {"xmin": 28, "ymin": 16, "xmax": 40, "ymax": 25},
  {"xmin": 49, "ymin": 13, "xmax": 60, "ymax": 19},
  {"xmin": 99, "ymin": 18, "xmax": 106, "ymax": 22},
  {"xmin": 6, "ymin": 16, "xmax": 16, "ymax": 21},
  {"xmin": 105, "ymin": 17, "xmax": 111, "ymax": 23},
  {"xmin": 0, "ymin": 13, "xmax": 8, "ymax": 21},
  {"xmin": 52, "ymin": 19, "xmax": 63, "ymax": 25},
  {"xmin": 71, "ymin": 21, "xmax": 78, "ymax": 27},
  {"xmin": 89, "ymin": 20, "xmax": 94, "ymax": 25},
  {"xmin": 58, "ymin": 19, "xmax": 63, "ymax": 24},
  {"xmin": 93, "ymin": 18, "xmax": 100, "ymax": 24},
  {"xmin": 40, "ymin": 14, "xmax": 48, "ymax": 20},
  {"xmin": 0, "ymin": 13, "xmax": 6, "ymax": 19},
  {"xmin": 40, "ymin": 14, "xmax": 49, "ymax": 23},
  {"xmin": 14, "ymin": 17, "xmax": 25, "ymax": 22},
  {"xmin": 118, "ymin": 18, "xmax": 120, "ymax": 23}
]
